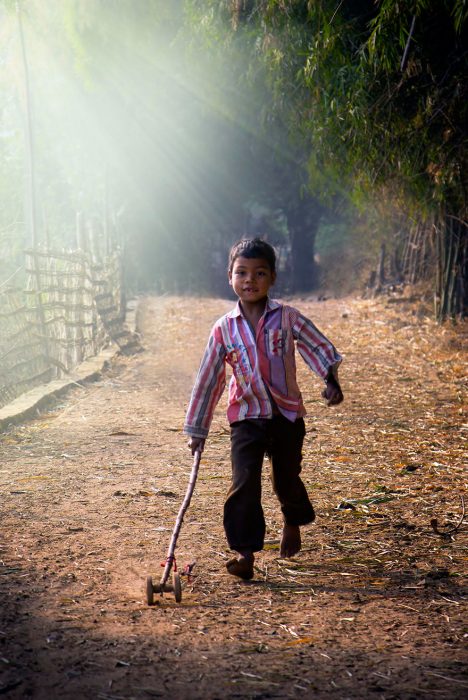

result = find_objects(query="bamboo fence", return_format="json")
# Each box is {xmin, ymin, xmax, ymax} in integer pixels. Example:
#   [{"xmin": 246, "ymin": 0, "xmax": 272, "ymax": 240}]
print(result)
[{"xmin": 0, "ymin": 248, "xmax": 138, "ymax": 411}]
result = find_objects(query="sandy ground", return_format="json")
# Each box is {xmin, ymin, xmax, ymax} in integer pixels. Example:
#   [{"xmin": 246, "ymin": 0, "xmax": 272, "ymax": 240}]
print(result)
[{"xmin": 0, "ymin": 294, "xmax": 467, "ymax": 700}]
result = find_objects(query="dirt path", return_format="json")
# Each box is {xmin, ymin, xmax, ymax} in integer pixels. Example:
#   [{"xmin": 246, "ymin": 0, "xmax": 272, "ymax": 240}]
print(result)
[{"xmin": 0, "ymin": 295, "xmax": 467, "ymax": 699}]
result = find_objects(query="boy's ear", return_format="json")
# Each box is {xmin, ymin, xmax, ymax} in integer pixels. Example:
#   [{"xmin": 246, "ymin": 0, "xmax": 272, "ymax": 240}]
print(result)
[{"xmin": 228, "ymin": 271, "xmax": 232, "ymax": 286}]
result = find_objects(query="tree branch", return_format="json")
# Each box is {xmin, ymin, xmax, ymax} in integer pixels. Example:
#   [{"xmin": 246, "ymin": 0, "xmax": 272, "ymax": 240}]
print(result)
[{"xmin": 401, "ymin": 15, "xmax": 416, "ymax": 72}]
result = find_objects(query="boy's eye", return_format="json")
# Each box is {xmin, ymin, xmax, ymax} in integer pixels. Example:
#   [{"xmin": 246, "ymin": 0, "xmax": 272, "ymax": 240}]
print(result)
[{"xmin": 233, "ymin": 268, "xmax": 269, "ymax": 277}]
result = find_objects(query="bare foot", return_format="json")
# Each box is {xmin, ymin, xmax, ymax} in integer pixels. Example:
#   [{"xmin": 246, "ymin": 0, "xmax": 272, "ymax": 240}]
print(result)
[
  {"xmin": 226, "ymin": 551, "xmax": 254, "ymax": 580},
  {"xmin": 280, "ymin": 524, "xmax": 301, "ymax": 558}
]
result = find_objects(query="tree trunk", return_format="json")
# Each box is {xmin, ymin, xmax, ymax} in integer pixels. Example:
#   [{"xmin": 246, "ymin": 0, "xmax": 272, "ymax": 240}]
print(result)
[
  {"xmin": 287, "ymin": 199, "xmax": 321, "ymax": 293},
  {"xmin": 16, "ymin": 0, "xmax": 37, "ymax": 248}
]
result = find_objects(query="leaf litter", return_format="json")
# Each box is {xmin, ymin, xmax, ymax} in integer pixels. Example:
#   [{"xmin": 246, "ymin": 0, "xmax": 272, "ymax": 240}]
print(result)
[{"xmin": 0, "ymin": 294, "xmax": 466, "ymax": 699}]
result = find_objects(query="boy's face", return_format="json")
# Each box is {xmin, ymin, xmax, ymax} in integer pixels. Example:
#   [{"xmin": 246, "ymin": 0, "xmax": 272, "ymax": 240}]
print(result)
[{"xmin": 229, "ymin": 256, "xmax": 276, "ymax": 305}]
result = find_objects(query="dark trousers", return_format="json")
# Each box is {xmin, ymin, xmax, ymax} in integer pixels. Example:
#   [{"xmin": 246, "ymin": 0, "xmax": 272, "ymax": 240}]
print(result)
[{"xmin": 223, "ymin": 416, "xmax": 315, "ymax": 553}]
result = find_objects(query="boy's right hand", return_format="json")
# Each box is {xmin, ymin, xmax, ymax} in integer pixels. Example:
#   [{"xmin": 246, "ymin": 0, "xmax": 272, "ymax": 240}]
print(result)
[{"xmin": 188, "ymin": 437, "xmax": 205, "ymax": 455}]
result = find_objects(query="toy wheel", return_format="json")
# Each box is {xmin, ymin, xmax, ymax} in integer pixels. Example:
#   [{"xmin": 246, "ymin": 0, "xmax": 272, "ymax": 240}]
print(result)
[
  {"xmin": 173, "ymin": 571, "xmax": 182, "ymax": 603},
  {"xmin": 146, "ymin": 576, "xmax": 154, "ymax": 606}
]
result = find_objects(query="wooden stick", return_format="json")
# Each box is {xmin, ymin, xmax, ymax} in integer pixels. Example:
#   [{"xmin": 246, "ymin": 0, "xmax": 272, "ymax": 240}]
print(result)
[{"xmin": 159, "ymin": 449, "xmax": 202, "ymax": 587}]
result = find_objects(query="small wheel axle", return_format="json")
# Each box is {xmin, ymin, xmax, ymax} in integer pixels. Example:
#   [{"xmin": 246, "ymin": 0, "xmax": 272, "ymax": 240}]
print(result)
[{"xmin": 146, "ymin": 575, "xmax": 182, "ymax": 604}]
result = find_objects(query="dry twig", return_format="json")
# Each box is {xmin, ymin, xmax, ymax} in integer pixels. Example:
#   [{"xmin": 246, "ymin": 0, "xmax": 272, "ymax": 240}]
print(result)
[{"xmin": 430, "ymin": 495, "xmax": 466, "ymax": 538}]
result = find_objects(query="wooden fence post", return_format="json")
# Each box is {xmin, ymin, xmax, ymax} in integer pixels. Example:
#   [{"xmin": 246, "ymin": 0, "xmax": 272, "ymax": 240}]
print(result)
[{"xmin": 29, "ymin": 249, "xmax": 52, "ymax": 379}]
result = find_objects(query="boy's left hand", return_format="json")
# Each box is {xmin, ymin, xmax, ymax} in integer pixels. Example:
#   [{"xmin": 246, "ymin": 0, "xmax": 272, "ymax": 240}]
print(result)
[{"xmin": 322, "ymin": 375, "xmax": 344, "ymax": 406}]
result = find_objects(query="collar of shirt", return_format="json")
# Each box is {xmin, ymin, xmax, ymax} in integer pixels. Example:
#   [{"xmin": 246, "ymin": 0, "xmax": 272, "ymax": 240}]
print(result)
[{"xmin": 226, "ymin": 297, "xmax": 281, "ymax": 319}]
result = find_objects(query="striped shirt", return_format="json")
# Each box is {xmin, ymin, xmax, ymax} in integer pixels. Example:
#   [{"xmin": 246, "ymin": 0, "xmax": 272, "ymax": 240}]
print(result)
[{"xmin": 184, "ymin": 298, "xmax": 342, "ymax": 438}]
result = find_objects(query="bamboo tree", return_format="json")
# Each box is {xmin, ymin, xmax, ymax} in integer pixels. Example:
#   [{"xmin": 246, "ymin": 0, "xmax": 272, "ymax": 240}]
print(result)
[
  {"xmin": 16, "ymin": 0, "xmax": 37, "ymax": 248},
  {"xmin": 201, "ymin": 0, "xmax": 468, "ymax": 318}
]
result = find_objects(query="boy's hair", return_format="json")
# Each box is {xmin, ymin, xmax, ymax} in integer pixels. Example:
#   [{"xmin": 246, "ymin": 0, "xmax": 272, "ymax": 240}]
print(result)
[{"xmin": 228, "ymin": 238, "xmax": 277, "ymax": 274}]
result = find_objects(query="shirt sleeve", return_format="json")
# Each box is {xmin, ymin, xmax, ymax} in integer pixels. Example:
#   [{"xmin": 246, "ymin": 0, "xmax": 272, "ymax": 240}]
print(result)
[
  {"xmin": 183, "ymin": 324, "xmax": 227, "ymax": 438},
  {"xmin": 291, "ymin": 310, "xmax": 342, "ymax": 380}
]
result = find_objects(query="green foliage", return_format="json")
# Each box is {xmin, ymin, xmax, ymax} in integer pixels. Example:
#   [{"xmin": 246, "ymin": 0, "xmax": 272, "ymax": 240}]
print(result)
[
  {"xmin": 0, "ymin": 0, "xmax": 466, "ymax": 306},
  {"xmin": 361, "ymin": 1, "xmax": 468, "ymax": 210},
  {"xmin": 182, "ymin": 0, "xmax": 467, "ymax": 310}
]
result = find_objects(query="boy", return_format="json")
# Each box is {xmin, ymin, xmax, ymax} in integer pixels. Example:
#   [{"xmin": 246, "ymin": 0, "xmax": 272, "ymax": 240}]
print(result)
[{"xmin": 184, "ymin": 238, "xmax": 343, "ymax": 580}]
